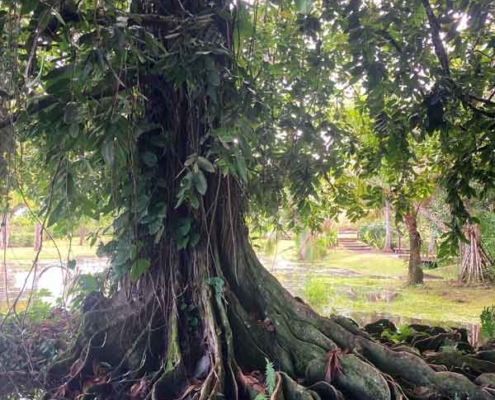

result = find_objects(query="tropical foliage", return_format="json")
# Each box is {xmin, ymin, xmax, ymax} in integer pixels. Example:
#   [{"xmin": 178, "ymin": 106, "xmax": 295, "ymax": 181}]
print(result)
[{"xmin": 1, "ymin": 0, "xmax": 495, "ymax": 399}]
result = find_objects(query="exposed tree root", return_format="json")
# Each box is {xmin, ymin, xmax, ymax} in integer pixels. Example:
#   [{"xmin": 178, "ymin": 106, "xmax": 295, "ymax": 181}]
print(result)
[{"xmin": 40, "ymin": 242, "xmax": 495, "ymax": 400}]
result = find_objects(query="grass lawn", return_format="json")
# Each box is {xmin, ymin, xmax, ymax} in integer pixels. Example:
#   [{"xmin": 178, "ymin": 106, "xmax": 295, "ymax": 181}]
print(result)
[
  {"xmin": 262, "ymin": 240, "xmax": 495, "ymax": 326},
  {"xmin": 2, "ymin": 240, "xmax": 100, "ymax": 264},
  {"xmin": 3, "ymin": 238, "xmax": 494, "ymax": 326}
]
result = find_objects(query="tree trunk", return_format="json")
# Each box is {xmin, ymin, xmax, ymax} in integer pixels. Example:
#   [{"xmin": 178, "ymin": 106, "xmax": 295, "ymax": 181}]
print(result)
[
  {"xmin": 78, "ymin": 226, "xmax": 85, "ymax": 246},
  {"xmin": 11, "ymin": 2, "xmax": 493, "ymax": 400},
  {"xmin": 460, "ymin": 223, "xmax": 493, "ymax": 284},
  {"xmin": 34, "ymin": 222, "xmax": 43, "ymax": 252},
  {"xmin": 0, "ymin": 212, "xmax": 9, "ymax": 250},
  {"xmin": 383, "ymin": 199, "xmax": 392, "ymax": 252},
  {"xmin": 404, "ymin": 213, "xmax": 424, "ymax": 285}
]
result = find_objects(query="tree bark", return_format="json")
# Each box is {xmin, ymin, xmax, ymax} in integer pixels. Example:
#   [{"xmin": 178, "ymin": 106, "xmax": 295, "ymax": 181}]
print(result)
[
  {"xmin": 0, "ymin": 212, "xmax": 10, "ymax": 250},
  {"xmin": 6, "ymin": 1, "xmax": 493, "ymax": 400},
  {"xmin": 34, "ymin": 222, "xmax": 43, "ymax": 252},
  {"xmin": 383, "ymin": 198, "xmax": 392, "ymax": 252},
  {"xmin": 460, "ymin": 223, "xmax": 493, "ymax": 283},
  {"xmin": 404, "ymin": 212, "xmax": 424, "ymax": 285},
  {"xmin": 78, "ymin": 226, "xmax": 85, "ymax": 246}
]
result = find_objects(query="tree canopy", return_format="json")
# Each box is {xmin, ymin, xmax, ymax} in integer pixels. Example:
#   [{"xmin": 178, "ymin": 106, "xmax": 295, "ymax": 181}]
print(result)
[{"xmin": 1, "ymin": 0, "xmax": 495, "ymax": 399}]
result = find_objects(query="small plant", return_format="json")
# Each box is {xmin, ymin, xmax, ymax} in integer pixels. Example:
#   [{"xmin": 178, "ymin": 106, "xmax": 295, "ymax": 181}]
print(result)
[
  {"xmin": 68, "ymin": 272, "xmax": 106, "ymax": 310},
  {"xmin": 23, "ymin": 288, "xmax": 53, "ymax": 322},
  {"xmin": 263, "ymin": 232, "xmax": 279, "ymax": 256},
  {"xmin": 480, "ymin": 305, "xmax": 495, "ymax": 340},
  {"xmin": 381, "ymin": 326, "xmax": 428, "ymax": 344},
  {"xmin": 304, "ymin": 277, "xmax": 332, "ymax": 307},
  {"xmin": 254, "ymin": 358, "xmax": 277, "ymax": 400},
  {"xmin": 297, "ymin": 231, "xmax": 329, "ymax": 262}
]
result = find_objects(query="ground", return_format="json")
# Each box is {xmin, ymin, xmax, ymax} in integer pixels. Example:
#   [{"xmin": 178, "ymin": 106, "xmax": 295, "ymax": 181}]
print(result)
[
  {"xmin": 259, "ymin": 240, "xmax": 494, "ymax": 326},
  {"xmin": 2, "ymin": 238, "xmax": 494, "ymax": 325},
  {"xmin": 2, "ymin": 240, "xmax": 100, "ymax": 263}
]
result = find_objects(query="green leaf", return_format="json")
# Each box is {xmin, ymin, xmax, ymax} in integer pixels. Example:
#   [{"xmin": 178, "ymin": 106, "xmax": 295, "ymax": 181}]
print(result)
[
  {"xmin": 130, "ymin": 259, "xmax": 151, "ymax": 282},
  {"xmin": 265, "ymin": 358, "xmax": 276, "ymax": 395},
  {"xmin": 47, "ymin": 200, "xmax": 65, "ymax": 227},
  {"xmin": 178, "ymin": 218, "xmax": 192, "ymax": 236},
  {"xmin": 197, "ymin": 156, "xmax": 215, "ymax": 173},
  {"xmin": 189, "ymin": 194, "xmax": 199, "ymax": 209},
  {"xmin": 208, "ymin": 69, "xmax": 220, "ymax": 87},
  {"xmin": 51, "ymin": 8, "xmax": 66, "ymax": 26},
  {"xmin": 102, "ymin": 140, "xmax": 115, "ymax": 166},
  {"xmin": 189, "ymin": 232, "xmax": 200, "ymax": 248},
  {"xmin": 206, "ymin": 277, "xmax": 225, "ymax": 303},
  {"xmin": 184, "ymin": 153, "xmax": 197, "ymax": 167},
  {"xmin": 142, "ymin": 151, "xmax": 158, "ymax": 167},
  {"xmin": 177, "ymin": 235, "xmax": 189, "ymax": 250},
  {"xmin": 69, "ymin": 124, "xmax": 80, "ymax": 138},
  {"xmin": 295, "ymin": 0, "xmax": 312, "ymax": 14},
  {"xmin": 148, "ymin": 219, "xmax": 163, "ymax": 235},
  {"xmin": 235, "ymin": 153, "xmax": 248, "ymax": 183},
  {"xmin": 21, "ymin": 0, "xmax": 39, "ymax": 14},
  {"xmin": 64, "ymin": 102, "xmax": 79, "ymax": 124},
  {"xmin": 193, "ymin": 171, "xmax": 208, "ymax": 195}
]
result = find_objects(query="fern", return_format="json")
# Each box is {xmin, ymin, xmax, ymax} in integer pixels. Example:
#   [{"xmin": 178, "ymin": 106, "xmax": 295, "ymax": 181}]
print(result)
[
  {"xmin": 265, "ymin": 358, "xmax": 276, "ymax": 396},
  {"xmin": 254, "ymin": 358, "xmax": 277, "ymax": 400}
]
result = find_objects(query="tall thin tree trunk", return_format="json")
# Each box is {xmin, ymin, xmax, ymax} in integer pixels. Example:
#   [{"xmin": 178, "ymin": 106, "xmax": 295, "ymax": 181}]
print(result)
[
  {"xmin": 79, "ymin": 226, "xmax": 85, "ymax": 246},
  {"xmin": 404, "ymin": 212, "xmax": 424, "ymax": 285},
  {"xmin": 33, "ymin": 222, "xmax": 43, "ymax": 251},
  {"xmin": 0, "ymin": 212, "xmax": 10, "ymax": 250},
  {"xmin": 383, "ymin": 198, "xmax": 392, "ymax": 252}
]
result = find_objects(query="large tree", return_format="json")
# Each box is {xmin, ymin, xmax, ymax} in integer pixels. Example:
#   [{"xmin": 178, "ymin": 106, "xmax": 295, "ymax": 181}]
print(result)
[{"xmin": 2, "ymin": 1, "xmax": 495, "ymax": 400}]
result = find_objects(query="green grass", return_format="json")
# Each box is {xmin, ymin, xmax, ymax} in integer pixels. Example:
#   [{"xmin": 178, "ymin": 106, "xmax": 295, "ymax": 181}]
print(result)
[
  {"xmin": 1, "ymin": 240, "xmax": 99, "ymax": 264},
  {"xmin": 4, "ymin": 237, "xmax": 493, "ymax": 326},
  {"xmin": 261, "ymin": 239, "xmax": 494, "ymax": 326}
]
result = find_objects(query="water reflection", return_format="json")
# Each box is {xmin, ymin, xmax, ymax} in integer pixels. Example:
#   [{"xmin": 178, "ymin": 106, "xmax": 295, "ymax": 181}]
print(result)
[{"xmin": 1, "ymin": 258, "xmax": 108, "ymax": 306}]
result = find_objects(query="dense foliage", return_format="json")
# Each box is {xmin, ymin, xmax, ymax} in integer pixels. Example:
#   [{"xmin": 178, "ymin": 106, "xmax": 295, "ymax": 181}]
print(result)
[{"xmin": 1, "ymin": 0, "xmax": 495, "ymax": 399}]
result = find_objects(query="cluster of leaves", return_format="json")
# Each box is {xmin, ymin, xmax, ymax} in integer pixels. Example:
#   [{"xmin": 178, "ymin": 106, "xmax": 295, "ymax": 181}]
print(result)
[
  {"xmin": 381, "ymin": 325, "xmax": 428, "ymax": 344},
  {"xmin": 1, "ymin": 0, "xmax": 495, "ymax": 285},
  {"xmin": 480, "ymin": 305, "xmax": 495, "ymax": 340},
  {"xmin": 67, "ymin": 272, "xmax": 107, "ymax": 310},
  {"xmin": 253, "ymin": 358, "xmax": 277, "ymax": 400},
  {"xmin": 0, "ymin": 303, "xmax": 74, "ymax": 397}
]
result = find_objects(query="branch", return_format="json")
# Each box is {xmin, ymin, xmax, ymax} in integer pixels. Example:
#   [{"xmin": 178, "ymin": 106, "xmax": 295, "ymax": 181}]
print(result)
[
  {"xmin": 418, "ymin": 207, "xmax": 449, "ymax": 233},
  {"xmin": 420, "ymin": 0, "xmax": 495, "ymax": 118},
  {"xmin": 125, "ymin": 12, "xmax": 214, "ymax": 29},
  {"xmin": 420, "ymin": 0, "xmax": 450, "ymax": 77},
  {"xmin": 0, "ymin": 115, "xmax": 17, "ymax": 131}
]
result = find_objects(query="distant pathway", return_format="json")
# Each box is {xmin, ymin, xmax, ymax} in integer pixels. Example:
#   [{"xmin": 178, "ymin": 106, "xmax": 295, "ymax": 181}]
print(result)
[{"xmin": 336, "ymin": 230, "xmax": 372, "ymax": 252}]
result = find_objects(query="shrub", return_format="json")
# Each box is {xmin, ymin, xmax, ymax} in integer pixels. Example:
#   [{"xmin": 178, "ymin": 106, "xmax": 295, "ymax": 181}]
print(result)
[
  {"xmin": 480, "ymin": 305, "xmax": 495, "ymax": 340},
  {"xmin": 296, "ymin": 228, "xmax": 337, "ymax": 262},
  {"xmin": 304, "ymin": 277, "xmax": 332, "ymax": 307},
  {"xmin": 9, "ymin": 232, "xmax": 35, "ymax": 247},
  {"xmin": 358, "ymin": 222, "xmax": 392, "ymax": 250},
  {"xmin": 480, "ymin": 212, "xmax": 495, "ymax": 259}
]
